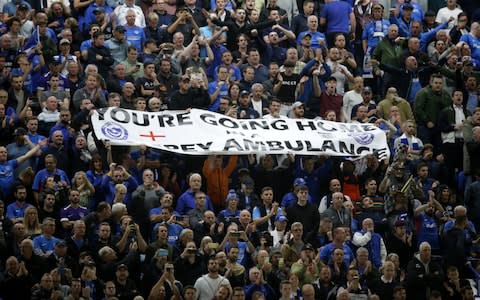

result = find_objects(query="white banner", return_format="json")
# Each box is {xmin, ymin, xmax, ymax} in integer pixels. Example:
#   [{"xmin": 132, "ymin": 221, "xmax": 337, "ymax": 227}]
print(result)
[{"xmin": 91, "ymin": 108, "xmax": 390, "ymax": 158}]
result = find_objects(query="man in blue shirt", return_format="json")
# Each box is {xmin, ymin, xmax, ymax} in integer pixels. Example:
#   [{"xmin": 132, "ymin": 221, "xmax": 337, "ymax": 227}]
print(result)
[
  {"xmin": 33, "ymin": 217, "xmax": 60, "ymax": 257},
  {"xmin": 208, "ymin": 66, "xmax": 230, "ymax": 112},
  {"xmin": 175, "ymin": 173, "xmax": 214, "ymax": 215},
  {"xmin": 32, "ymin": 154, "xmax": 70, "ymax": 203},
  {"xmin": 390, "ymin": 3, "xmax": 414, "ymax": 37},
  {"xmin": 320, "ymin": 0, "xmax": 355, "ymax": 46},
  {"xmin": 6, "ymin": 128, "xmax": 35, "ymax": 178},
  {"xmin": 124, "ymin": 10, "xmax": 146, "ymax": 53},
  {"xmin": 152, "ymin": 207, "xmax": 184, "ymax": 246},
  {"xmin": 297, "ymin": 16, "xmax": 327, "ymax": 49},
  {"xmin": 362, "ymin": 4, "xmax": 390, "ymax": 54},
  {"xmin": 460, "ymin": 22, "xmax": 480, "ymax": 67},
  {"xmin": 6, "ymin": 185, "xmax": 32, "ymax": 223},
  {"xmin": 2, "ymin": 1, "xmax": 31, "ymax": 17},
  {"xmin": 100, "ymin": 164, "xmax": 138, "ymax": 205},
  {"xmin": 83, "ymin": 0, "xmax": 114, "ymax": 32},
  {"xmin": 244, "ymin": 267, "xmax": 276, "ymax": 300},
  {"xmin": 0, "ymin": 139, "xmax": 42, "ymax": 199},
  {"xmin": 320, "ymin": 227, "xmax": 355, "ymax": 266},
  {"xmin": 414, "ymin": 193, "xmax": 443, "ymax": 255}
]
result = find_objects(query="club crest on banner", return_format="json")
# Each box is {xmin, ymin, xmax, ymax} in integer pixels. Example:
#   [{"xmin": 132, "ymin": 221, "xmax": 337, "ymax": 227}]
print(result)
[{"xmin": 101, "ymin": 121, "xmax": 129, "ymax": 140}]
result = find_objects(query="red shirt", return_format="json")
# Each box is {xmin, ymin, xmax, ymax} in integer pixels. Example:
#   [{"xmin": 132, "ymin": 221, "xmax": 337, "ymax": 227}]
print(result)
[{"xmin": 319, "ymin": 91, "xmax": 343, "ymax": 119}]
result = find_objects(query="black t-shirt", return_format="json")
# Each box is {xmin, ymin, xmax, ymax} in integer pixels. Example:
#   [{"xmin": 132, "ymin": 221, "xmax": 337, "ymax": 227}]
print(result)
[
  {"xmin": 277, "ymin": 72, "xmax": 300, "ymax": 103},
  {"xmin": 135, "ymin": 77, "xmax": 156, "ymax": 97}
]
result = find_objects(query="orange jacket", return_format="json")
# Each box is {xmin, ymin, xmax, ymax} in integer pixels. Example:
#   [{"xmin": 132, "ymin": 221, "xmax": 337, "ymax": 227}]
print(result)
[{"xmin": 202, "ymin": 155, "xmax": 238, "ymax": 208}]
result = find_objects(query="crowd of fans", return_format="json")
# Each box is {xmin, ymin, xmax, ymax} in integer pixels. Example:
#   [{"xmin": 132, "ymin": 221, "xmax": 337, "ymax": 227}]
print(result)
[{"xmin": 1, "ymin": 0, "xmax": 480, "ymax": 299}]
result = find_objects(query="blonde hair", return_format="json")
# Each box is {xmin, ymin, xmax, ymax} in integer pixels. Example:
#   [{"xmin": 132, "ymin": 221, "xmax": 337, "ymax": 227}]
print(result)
[
  {"xmin": 72, "ymin": 171, "xmax": 95, "ymax": 195},
  {"xmin": 23, "ymin": 206, "xmax": 42, "ymax": 236}
]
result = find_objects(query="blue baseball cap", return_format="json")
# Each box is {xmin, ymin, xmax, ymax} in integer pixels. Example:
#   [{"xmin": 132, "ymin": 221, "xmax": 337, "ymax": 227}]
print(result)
[{"xmin": 293, "ymin": 178, "xmax": 306, "ymax": 186}]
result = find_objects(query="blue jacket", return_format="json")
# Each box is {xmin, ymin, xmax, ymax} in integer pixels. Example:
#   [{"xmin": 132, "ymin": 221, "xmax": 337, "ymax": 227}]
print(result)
[
  {"xmin": 362, "ymin": 230, "xmax": 383, "ymax": 268},
  {"xmin": 244, "ymin": 283, "xmax": 276, "ymax": 300},
  {"xmin": 297, "ymin": 58, "xmax": 331, "ymax": 105},
  {"xmin": 100, "ymin": 175, "xmax": 139, "ymax": 205},
  {"xmin": 175, "ymin": 189, "xmax": 214, "ymax": 215}
]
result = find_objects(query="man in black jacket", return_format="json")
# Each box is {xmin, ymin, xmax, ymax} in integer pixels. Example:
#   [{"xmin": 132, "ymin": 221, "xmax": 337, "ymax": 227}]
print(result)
[
  {"xmin": 169, "ymin": 75, "xmax": 210, "ymax": 110},
  {"xmin": 87, "ymin": 32, "xmax": 114, "ymax": 79},
  {"xmin": 286, "ymin": 184, "xmax": 320, "ymax": 239},
  {"xmin": 406, "ymin": 241, "xmax": 444, "ymax": 300}
]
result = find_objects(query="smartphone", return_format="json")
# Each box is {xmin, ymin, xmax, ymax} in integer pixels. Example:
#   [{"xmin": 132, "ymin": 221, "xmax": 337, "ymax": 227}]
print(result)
[
  {"xmin": 208, "ymin": 242, "xmax": 219, "ymax": 249},
  {"xmin": 191, "ymin": 73, "xmax": 202, "ymax": 82},
  {"xmin": 187, "ymin": 248, "xmax": 197, "ymax": 254},
  {"xmin": 165, "ymin": 263, "xmax": 173, "ymax": 272},
  {"xmin": 264, "ymin": 256, "xmax": 269, "ymax": 264},
  {"xmin": 156, "ymin": 249, "xmax": 169, "ymax": 257},
  {"xmin": 231, "ymin": 232, "xmax": 240, "ymax": 238}
]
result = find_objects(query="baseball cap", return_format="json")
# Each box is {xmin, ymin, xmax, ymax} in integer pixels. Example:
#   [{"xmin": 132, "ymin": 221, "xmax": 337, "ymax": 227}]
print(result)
[
  {"xmin": 114, "ymin": 26, "xmax": 126, "ymax": 33},
  {"xmin": 292, "ymin": 101, "xmax": 304, "ymax": 109},
  {"xmin": 13, "ymin": 128, "xmax": 27, "ymax": 136},
  {"xmin": 60, "ymin": 38, "xmax": 70, "ymax": 45},
  {"xmin": 180, "ymin": 75, "xmax": 190, "ymax": 82},
  {"xmin": 55, "ymin": 240, "xmax": 67, "ymax": 247},
  {"xmin": 52, "ymin": 56, "xmax": 62, "ymax": 64},
  {"xmin": 18, "ymin": 3, "xmax": 29, "ymax": 10},
  {"xmin": 302, "ymin": 243, "xmax": 314, "ymax": 251},
  {"xmin": 463, "ymin": 60, "xmax": 474, "ymax": 67},
  {"xmin": 424, "ymin": 10, "xmax": 436, "ymax": 17},
  {"xmin": 362, "ymin": 86, "xmax": 372, "ymax": 94},
  {"xmin": 275, "ymin": 215, "xmax": 288, "ymax": 222},
  {"xmin": 117, "ymin": 264, "xmax": 128, "ymax": 270},
  {"xmin": 238, "ymin": 168, "xmax": 250, "ymax": 176},
  {"xmin": 293, "ymin": 177, "xmax": 306, "ymax": 186},
  {"xmin": 402, "ymin": 3, "xmax": 414, "ymax": 10},
  {"xmin": 243, "ymin": 177, "xmax": 254, "ymax": 188},
  {"xmin": 11, "ymin": 68, "xmax": 23, "ymax": 77},
  {"xmin": 226, "ymin": 189, "xmax": 238, "ymax": 201},
  {"xmin": 240, "ymin": 90, "xmax": 250, "ymax": 97},
  {"xmin": 303, "ymin": 33, "xmax": 312, "ymax": 39}
]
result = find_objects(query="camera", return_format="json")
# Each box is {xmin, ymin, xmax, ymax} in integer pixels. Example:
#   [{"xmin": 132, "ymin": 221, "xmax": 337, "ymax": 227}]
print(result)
[
  {"xmin": 128, "ymin": 220, "xmax": 136, "ymax": 233},
  {"xmin": 165, "ymin": 263, "xmax": 173, "ymax": 272}
]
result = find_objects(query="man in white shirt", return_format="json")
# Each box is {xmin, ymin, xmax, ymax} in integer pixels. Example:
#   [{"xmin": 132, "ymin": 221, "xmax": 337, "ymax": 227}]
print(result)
[
  {"xmin": 342, "ymin": 76, "xmax": 364, "ymax": 123},
  {"xmin": 436, "ymin": 0, "xmax": 463, "ymax": 28},
  {"xmin": 113, "ymin": 0, "xmax": 146, "ymax": 28},
  {"xmin": 263, "ymin": 98, "xmax": 287, "ymax": 119},
  {"xmin": 194, "ymin": 257, "xmax": 231, "ymax": 300},
  {"xmin": 326, "ymin": 47, "xmax": 354, "ymax": 95}
]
